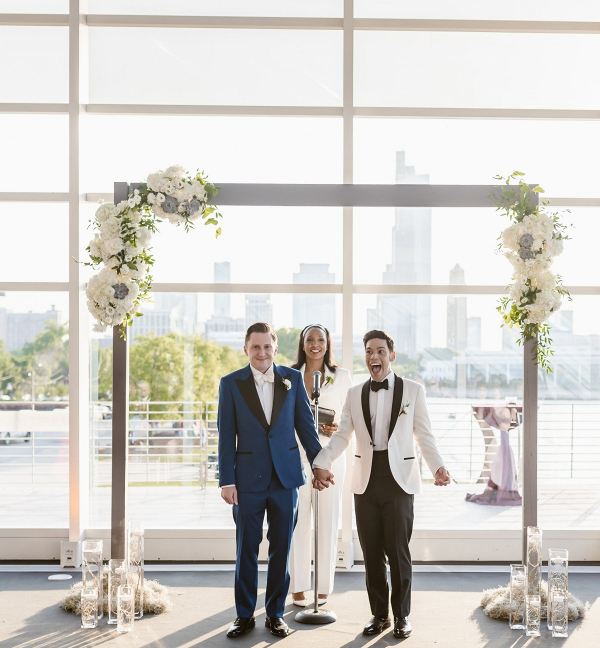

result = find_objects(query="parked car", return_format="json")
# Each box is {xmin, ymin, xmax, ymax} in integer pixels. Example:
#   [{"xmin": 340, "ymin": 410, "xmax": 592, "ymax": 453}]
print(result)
[{"xmin": 0, "ymin": 430, "xmax": 31, "ymax": 445}]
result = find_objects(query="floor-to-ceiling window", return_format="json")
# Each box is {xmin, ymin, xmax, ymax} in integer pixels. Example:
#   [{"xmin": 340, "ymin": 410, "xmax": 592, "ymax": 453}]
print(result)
[{"xmin": 1, "ymin": 1, "xmax": 599, "ymax": 560}]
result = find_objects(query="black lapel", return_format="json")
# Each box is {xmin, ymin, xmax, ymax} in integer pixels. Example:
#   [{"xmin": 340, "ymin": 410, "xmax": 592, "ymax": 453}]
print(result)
[
  {"xmin": 388, "ymin": 374, "xmax": 404, "ymax": 439},
  {"xmin": 270, "ymin": 365, "xmax": 289, "ymax": 430},
  {"xmin": 235, "ymin": 369, "xmax": 269, "ymax": 432},
  {"xmin": 361, "ymin": 379, "xmax": 373, "ymax": 439}
]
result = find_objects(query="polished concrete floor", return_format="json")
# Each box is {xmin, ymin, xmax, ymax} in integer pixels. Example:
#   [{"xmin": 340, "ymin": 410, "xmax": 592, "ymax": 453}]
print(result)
[{"xmin": 0, "ymin": 568, "xmax": 598, "ymax": 648}]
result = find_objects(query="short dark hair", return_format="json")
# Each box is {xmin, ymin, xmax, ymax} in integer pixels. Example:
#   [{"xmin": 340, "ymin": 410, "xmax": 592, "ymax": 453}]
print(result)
[
  {"xmin": 245, "ymin": 322, "xmax": 277, "ymax": 346},
  {"xmin": 363, "ymin": 329, "xmax": 395, "ymax": 353}
]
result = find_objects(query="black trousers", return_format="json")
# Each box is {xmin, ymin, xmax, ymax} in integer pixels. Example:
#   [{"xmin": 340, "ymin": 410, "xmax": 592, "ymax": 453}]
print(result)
[{"xmin": 354, "ymin": 450, "xmax": 414, "ymax": 619}]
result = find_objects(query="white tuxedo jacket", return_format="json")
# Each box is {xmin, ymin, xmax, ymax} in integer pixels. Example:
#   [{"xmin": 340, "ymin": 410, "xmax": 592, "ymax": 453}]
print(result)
[{"xmin": 314, "ymin": 375, "xmax": 444, "ymax": 495}]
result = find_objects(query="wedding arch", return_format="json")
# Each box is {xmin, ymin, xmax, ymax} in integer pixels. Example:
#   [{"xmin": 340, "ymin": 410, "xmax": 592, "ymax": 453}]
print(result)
[{"xmin": 86, "ymin": 178, "xmax": 568, "ymax": 563}]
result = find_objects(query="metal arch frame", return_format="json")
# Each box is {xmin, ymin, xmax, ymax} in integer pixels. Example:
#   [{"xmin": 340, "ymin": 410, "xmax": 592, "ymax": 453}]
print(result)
[{"xmin": 0, "ymin": 0, "xmax": 596, "ymax": 561}]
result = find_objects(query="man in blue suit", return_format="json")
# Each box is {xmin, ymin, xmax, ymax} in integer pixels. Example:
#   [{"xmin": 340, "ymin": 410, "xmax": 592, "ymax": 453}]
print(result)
[{"xmin": 218, "ymin": 322, "xmax": 331, "ymax": 638}]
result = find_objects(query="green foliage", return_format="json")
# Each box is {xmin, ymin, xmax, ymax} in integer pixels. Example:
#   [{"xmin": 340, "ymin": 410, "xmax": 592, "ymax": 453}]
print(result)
[
  {"xmin": 496, "ymin": 299, "xmax": 556, "ymax": 372},
  {"xmin": 274, "ymin": 328, "xmax": 302, "ymax": 365},
  {"xmin": 0, "ymin": 341, "xmax": 16, "ymax": 394},
  {"xmin": 3, "ymin": 321, "xmax": 69, "ymax": 400},
  {"xmin": 95, "ymin": 333, "xmax": 247, "ymax": 405}
]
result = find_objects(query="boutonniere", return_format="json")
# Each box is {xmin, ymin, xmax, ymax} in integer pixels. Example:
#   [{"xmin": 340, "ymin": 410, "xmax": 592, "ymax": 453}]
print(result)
[
  {"xmin": 282, "ymin": 377, "xmax": 292, "ymax": 391},
  {"xmin": 399, "ymin": 403, "xmax": 410, "ymax": 417},
  {"xmin": 325, "ymin": 376, "xmax": 334, "ymax": 386}
]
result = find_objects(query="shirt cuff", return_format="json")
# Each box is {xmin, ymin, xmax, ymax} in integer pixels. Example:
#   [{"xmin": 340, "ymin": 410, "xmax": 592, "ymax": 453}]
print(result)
[{"xmin": 220, "ymin": 484, "xmax": 235, "ymax": 488}]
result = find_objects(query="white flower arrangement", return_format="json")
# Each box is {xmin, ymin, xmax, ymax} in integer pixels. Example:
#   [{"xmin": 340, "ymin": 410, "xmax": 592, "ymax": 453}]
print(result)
[
  {"xmin": 399, "ymin": 403, "xmax": 410, "ymax": 416},
  {"xmin": 83, "ymin": 166, "xmax": 222, "ymax": 335},
  {"xmin": 493, "ymin": 172, "xmax": 571, "ymax": 371},
  {"xmin": 282, "ymin": 378, "xmax": 292, "ymax": 391}
]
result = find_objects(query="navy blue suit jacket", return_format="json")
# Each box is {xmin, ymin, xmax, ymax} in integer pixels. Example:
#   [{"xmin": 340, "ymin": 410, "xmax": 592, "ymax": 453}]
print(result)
[{"xmin": 218, "ymin": 363, "xmax": 322, "ymax": 492}]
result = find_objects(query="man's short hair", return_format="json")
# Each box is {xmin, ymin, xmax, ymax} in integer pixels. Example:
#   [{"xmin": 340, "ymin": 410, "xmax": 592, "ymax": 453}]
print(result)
[
  {"xmin": 245, "ymin": 322, "xmax": 278, "ymax": 346},
  {"xmin": 363, "ymin": 329, "xmax": 395, "ymax": 353}
]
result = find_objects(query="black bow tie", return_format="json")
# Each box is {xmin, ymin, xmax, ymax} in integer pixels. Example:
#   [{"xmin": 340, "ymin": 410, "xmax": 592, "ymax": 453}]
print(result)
[{"xmin": 370, "ymin": 380, "xmax": 388, "ymax": 392}]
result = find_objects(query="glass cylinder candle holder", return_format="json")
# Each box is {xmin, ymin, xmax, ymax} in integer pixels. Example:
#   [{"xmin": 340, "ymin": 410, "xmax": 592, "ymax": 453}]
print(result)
[
  {"xmin": 526, "ymin": 594, "xmax": 541, "ymax": 637},
  {"xmin": 128, "ymin": 521, "xmax": 144, "ymax": 619},
  {"xmin": 81, "ymin": 540, "xmax": 104, "ymax": 620},
  {"xmin": 526, "ymin": 527, "xmax": 542, "ymax": 598},
  {"xmin": 117, "ymin": 585, "xmax": 135, "ymax": 633},
  {"xmin": 547, "ymin": 548, "xmax": 568, "ymax": 630},
  {"xmin": 509, "ymin": 564, "xmax": 527, "ymax": 630},
  {"xmin": 80, "ymin": 587, "xmax": 98, "ymax": 629},
  {"xmin": 108, "ymin": 558, "xmax": 127, "ymax": 625},
  {"xmin": 551, "ymin": 589, "xmax": 569, "ymax": 638}
]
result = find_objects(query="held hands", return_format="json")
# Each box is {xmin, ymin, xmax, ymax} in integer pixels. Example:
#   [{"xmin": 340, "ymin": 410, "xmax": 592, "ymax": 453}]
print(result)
[
  {"xmin": 221, "ymin": 485, "xmax": 238, "ymax": 505},
  {"xmin": 434, "ymin": 466, "xmax": 451, "ymax": 486},
  {"xmin": 312, "ymin": 467, "xmax": 335, "ymax": 491}
]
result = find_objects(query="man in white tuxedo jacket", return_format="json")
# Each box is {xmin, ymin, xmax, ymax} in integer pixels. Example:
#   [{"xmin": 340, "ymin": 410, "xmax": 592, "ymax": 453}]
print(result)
[{"xmin": 314, "ymin": 330, "xmax": 450, "ymax": 640}]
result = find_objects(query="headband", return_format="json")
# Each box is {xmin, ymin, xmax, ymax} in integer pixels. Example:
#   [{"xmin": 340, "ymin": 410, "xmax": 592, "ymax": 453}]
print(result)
[{"xmin": 302, "ymin": 324, "xmax": 327, "ymax": 341}]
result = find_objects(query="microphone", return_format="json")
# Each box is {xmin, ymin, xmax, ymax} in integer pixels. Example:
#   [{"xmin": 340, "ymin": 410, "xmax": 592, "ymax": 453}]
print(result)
[{"xmin": 312, "ymin": 370, "xmax": 322, "ymax": 400}]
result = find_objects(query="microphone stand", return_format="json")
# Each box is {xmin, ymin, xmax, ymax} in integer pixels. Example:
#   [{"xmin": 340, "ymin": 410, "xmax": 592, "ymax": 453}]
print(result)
[{"xmin": 295, "ymin": 388, "xmax": 337, "ymax": 625}]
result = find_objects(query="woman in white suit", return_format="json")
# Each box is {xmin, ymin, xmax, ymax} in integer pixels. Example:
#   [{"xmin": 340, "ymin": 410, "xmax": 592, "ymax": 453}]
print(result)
[{"xmin": 289, "ymin": 324, "xmax": 353, "ymax": 606}]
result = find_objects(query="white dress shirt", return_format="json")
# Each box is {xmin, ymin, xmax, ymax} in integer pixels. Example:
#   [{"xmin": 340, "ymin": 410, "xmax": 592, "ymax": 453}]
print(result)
[
  {"xmin": 370, "ymin": 371, "xmax": 394, "ymax": 452},
  {"xmin": 250, "ymin": 363, "xmax": 275, "ymax": 424}
]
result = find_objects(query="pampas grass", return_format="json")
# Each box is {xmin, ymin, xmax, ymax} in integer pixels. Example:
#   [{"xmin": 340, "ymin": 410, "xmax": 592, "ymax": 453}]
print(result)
[
  {"xmin": 481, "ymin": 580, "xmax": 585, "ymax": 621},
  {"xmin": 60, "ymin": 571, "xmax": 173, "ymax": 616}
]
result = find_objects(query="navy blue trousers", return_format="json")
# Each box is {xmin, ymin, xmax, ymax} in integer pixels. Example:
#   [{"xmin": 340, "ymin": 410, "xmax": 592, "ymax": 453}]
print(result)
[{"xmin": 233, "ymin": 469, "xmax": 299, "ymax": 618}]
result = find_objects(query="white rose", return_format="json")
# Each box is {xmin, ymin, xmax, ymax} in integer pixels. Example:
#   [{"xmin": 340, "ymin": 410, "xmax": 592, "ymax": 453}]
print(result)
[
  {"xmin": 104, "ymin": 237, "xmax": 124, "ymax": 255},
  {"xmin": 135, "ymin": 227, "xmax": 150, "ymax": 245}
]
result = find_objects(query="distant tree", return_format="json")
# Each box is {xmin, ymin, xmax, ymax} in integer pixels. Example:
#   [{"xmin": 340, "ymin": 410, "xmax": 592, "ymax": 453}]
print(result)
[
  {"xmin": 14, "ymin": 321, "xmax": 69, "ymax": 400},
  {"xmin": 93, "ymin": 342, "xmax": 113, "ymax": 401},
  {"xmin": 90, "ymin": 333, "xmax": 247, "ymax": 411},
  {"xmin": 274, "ymin": 327, "xmax": 302, "ymax": 367},
  {"xmin": 0, "ymin": 341, "xmax": 16, "ymax": 397}
]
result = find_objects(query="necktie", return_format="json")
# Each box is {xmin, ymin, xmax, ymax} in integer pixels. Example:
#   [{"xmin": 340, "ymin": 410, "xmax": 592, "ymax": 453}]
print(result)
[{"xmin": 371, "ymin": 380, "xmax": 388, "ymax": 392}]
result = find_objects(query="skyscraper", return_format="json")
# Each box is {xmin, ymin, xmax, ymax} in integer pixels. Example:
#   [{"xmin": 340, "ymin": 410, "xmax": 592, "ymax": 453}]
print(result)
[
  {"xmin": 245, "ymin": 295, "xmax": 273, "ymax": 327},
  {"xmin": 292, "ymin": 263, "xmax": 336, "ymax": 331},
  {"xmin": 130, "ymin": 293, "xmax": 198, "ymax": 343},
  {"xmin": 3, "ymin": 306, "xmax": 60, "ymax": 352},
  {"xmin": 447, "ymin": 264, "xmax": 467, "ymax": 351},
  {"xmin": 367, "ymin": 151, "xmax": 432, "ymax": 357},
  {"xmin": 214, "ymin": 261, "xmax": 231, "ymax": 318},
  {"xmin": 205, "ymin": 261, "xmax": 245, "ymax": 343}
]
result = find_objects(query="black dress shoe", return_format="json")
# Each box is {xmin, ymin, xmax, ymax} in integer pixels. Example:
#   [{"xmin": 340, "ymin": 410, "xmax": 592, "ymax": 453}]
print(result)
[
  {"xmin": 393, "ymin": 617, "xmax": 412, "ymax": 639},
  {"xmin": 226, "ymin": 616, "xmax": 255, "ymax": 638},
  {"xmin": 363, "ymin": 615, "xmax": 391, "ymax": 635},
  {"xmin": 265, "ymin": 616, "xmax": 290, "ymax": 638}
]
